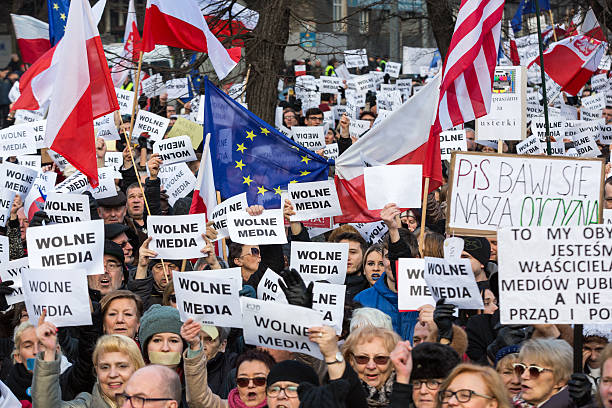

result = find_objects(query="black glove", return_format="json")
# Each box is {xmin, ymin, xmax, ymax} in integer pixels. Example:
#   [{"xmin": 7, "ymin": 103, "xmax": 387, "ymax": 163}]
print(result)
[
  {"xmin": 0, "ymin": 280, "xmax": 15, "ymax": 312},
  {"xmin": 486, "ymin": 324, "xmax": 530, "ymax": 363},
  {"xmin": 568, "ymin": 373, "xmax": 593, "ymax": 407},
  {"xmin": 434, "ymin": 298, "xmax": 455, "ymax": 342},
  {"xmin": 137, "ymin": 134, "xmax": 149, "ymax": 150},
  {"xmin": 278, "ymin": 268, "xmax": 314, "ymax": 309},
  {"xmin": 30, "ymin": 211, "xmax": 50, "ymax": 227}
]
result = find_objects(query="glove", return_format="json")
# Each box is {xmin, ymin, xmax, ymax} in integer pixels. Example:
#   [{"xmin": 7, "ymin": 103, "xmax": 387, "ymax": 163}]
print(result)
[
  {"xmin": 0, "ymin": 280, "xmax": 15, "ymax": 312},
  {"xmin": 239, "ymin": 285, "xmax": 256, "ymax": 299},
  {"xmin": 30, "ymin": 211, "xmax": 50, "ymax": 227},
  {"xmin": 137, "ymin": 134, "xmax": 149, "ymax": 150},
  {"xmin": 434, "ymin": 298, "xmax": 455, "ymax": 342},
  {"xmin": 486, "ymin": 325, "xmax": 529, "ymax": 363},
  {"xmin": 568, "ymin": 373, "xmax": 593, "ymax": 407},
  {"xmin": 278, "ymin": 268, "xmax": 314, "ymax": 308}
]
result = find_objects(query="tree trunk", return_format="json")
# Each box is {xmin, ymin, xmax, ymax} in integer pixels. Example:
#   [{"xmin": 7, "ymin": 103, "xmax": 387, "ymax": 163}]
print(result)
[
  {"xmin": 245, "ymin": 0, "xmax": 291, "ymax": 124},
  {"xmin": 425, "ymin": 0, "xmax": 456, "ymax": 61}
]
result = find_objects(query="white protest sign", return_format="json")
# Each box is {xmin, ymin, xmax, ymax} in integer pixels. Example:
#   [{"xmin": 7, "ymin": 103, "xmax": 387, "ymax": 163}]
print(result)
[
  {"xmin": 8, "ymin": 81, "xmax": 20, "ymax": 102},
  {"xmin": 516, "ymin": 134, "xmax": 544, "ymax": 155},
  {"xmin": 162, "ymin": 162, "xmax": 196, "ymax": 206},
  {"xmin": 312, "ymin": 282, "xmax": 345, "ymax": 334},
  {"xmin": 323, "ymin": 143, "xmax": 339, "ymax": 160},
  {"xmin": 582, "ymin": 93, "xmax": 606, "ymax": 112},
  {"xmin": 498, "ymin": 225, "xmax": 612, "ymax": 324},
  {"xmin": 397, "ymin": 258, "xmax": 435, "ymax": 311},
  {"xmin": 173, "ymin": 268, "xmax": 242, "ymax": 327},
  {"xmin": 165, "ymin": 78, "xmax": 189, "ymax": 99},
  {"xmin": 241, "ymin": 297, "xmax": 324, "ymax": 359},
  {"xmin": 443, "ymin": 237, "xmax": 464, "ymax": 260},
  {"xmin": 23, "ymin": 170, "xmax": 57, "ymax": 219},
  {"xmin": 257, "ymin": 269, "xmax": 288, "ymax": 303},
  {"xmin": 94, "ymin": 113, "xmax": 120, "ymax": 141},
  {"xmin": 364, "ymin": 164, "xmax": 422, "ymax": 210},
  {"xmin": 350, "ymin": 221, "xmax": 388, "ymax": 244},
  {"xmin": 210, "ymin": 193, "xmax": 248, "ymax": 241},
  {"xmin": 88, "ymin": 167, "xmax": 117, "ymax": 199},
  {"xmin": 440, "ymin": 130, "xmax": 468, "ymax": 160},
  {"xmin": 47, "ymin": 149, "xmax": 69, "ymax": 171},
  {"xmin": 115, "ymin": 88, "xmax": 135, "ymax": 116},
  {"xmin": 0, "ymin": 235, "xmax": 9, "ymax": 264},
  {"xmin": 26, "ymin": 219, "xmax": 105, "ymax": 276},
  {"xmin": 0, "ymin": 124, "xmax": 36, "ymax": 157},
  {"xmin": 18, "ymin": 155, "xmax": 41, "ymax": 170},
  {"xmin": 603, "ymin": 209, "xmax": 612, "ymax": 224},
  {"xmin": 423, "ymin": 257, "xmax": 484, "ymax": 309},
  {"xmin": 54, "ymin": 171, "xmax": 88, "ymax": 194},
  {"xmin": 132, "ymin": 110, "xmax": 170, "ymax": 143},
  {"xmin": 380, "ymin": 84, "xmax": 398, "ymax": 93},
  {"xmin": 148, "ymin": 214, "xmax": 207, "ymax": 259},
  {"xmin": 396, "ymin": 79, "xmax": 413, "ymax": 101},
  {"xmin": 288, "ymin": 180, "xmax": 342, "ymax": 221},
  {"xmin": 0, "ymin": 257, "xmax": 28, "ymax": 305},
  {"xmin": 591, "ymin": 73, "xmax": 609, "ymax": 93},
  {"xmin": 141, "ymin": 74, "xmax": 164, "ymax": 98},
  {"xmin": 560, "ymin": 104, "xmax": 578, "ymax": 120},
  {"xmin": 344, "ymin": 49, "xmax": 368, "ymax": 68},
  {"xmin": 581, "ymin": 107, "xmax": 602, "ymax": 121},
  {"xmin": 335, "ymin": 64, "xmax": 351, "ymax": 80},
  {"xmin": 600, "ymin": 123, "xmax": 612, "ymax": 145},
  {"xmin": 318, "ymin": 76, "xmax": 343, "ymax": 94},
  {"xmin": 153, "ymin": 135, "xmax": 196, "ymax": 165},
  {"xmin": 384, "ymin": 61, "xmax": 402, "ymax": 78},
  {"xmin": 22, "ymin": 268, "xmax": 91, "ymax": 327},
  {"xmin": 227, "ymin": 209, "xmax": 287, "ymax": 245},
  {"xmin": 349, "ymin": 120, "xmax": 370, "ymax": 139},
  {"xmin": 290, "ymin": 241, "xmax": 348, "ymax": 284},
  {"xmin": 44, "ymin": 192, "xmax": 91, "ymax": 223},
  {"xmin": 572, "ymin": 130, "xmax": 600, "ymax": 158},
  {"xmin": 447, "ymin": 152, "xmax": 604, "ymax": 234},
  {"xmin": 291, "ymin": 126, "xmax": 325, "ymax": 150},
  {"xmin": 526, "ymin": 102, "xmax": 543, "ymax": 119},
  {"xmin": 14, "ymin": 108, "xmax": 45, "ymax": 124},
  {"xmin": 0, "ymin": 162, "xmax": 37, "ymax": 197},
  {"xmin": 0, "ymin": 190, "xmax": 15, "ymax": 228},
  {"xmin": 104, "ymin": 151, "xmax": 123, "ymax": 173},
  {"xmin": 24, "ymin": 120, "xmax": 46, "ymax": 149}
]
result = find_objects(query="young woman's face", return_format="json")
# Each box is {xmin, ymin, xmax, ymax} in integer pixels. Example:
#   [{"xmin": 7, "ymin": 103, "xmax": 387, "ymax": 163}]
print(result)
[
  {"xmin": 364, "ymin": 251, "xmax": 384, "ymax": 286},
  {"xmin": 147, "ymin": 333, "xmax": 183, "ymax": 368},
  {"xmin": 96, "ymin": 351, "xmax": 137, "ymax": 401}
]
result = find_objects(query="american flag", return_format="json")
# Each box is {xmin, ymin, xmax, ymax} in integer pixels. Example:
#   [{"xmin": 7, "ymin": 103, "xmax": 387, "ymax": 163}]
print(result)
[{"xmin": 435, "ymin": 0, "xmax": 505, "ymax": 131}]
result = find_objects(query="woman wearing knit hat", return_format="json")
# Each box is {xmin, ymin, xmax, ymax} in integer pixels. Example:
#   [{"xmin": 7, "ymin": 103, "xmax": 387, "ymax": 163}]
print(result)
[{"xmin": 139, "ymin": 304, "xmax": 185, "ymax": 368}]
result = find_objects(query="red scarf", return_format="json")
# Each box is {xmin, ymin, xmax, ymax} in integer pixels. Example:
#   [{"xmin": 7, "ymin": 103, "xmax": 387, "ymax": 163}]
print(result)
[{"xmin": 227, "ymin": 388, "xmax": 267, "ymax": 408}]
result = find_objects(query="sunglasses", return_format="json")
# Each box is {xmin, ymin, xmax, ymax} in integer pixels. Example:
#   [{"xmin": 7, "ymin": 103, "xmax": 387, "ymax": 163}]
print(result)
[
  {"xmin": 513, "ymin": 363, "xmax": 553, "ymax": 378},
  {"xmin": 236, "ymin": 377, "xmax": 267, "ymax": 388},
  {"xmin": 352, "ymin": 355, "xmax": 390, "ymax": 365},
  {"xmin": 241, "ymin": 247, "xmax": 260, "ymax": 257}
]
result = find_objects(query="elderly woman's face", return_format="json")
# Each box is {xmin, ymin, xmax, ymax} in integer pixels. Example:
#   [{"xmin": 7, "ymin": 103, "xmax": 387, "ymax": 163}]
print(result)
[
  {"xmin": 412, "ymin": 378, "xmax": 443, "ymax": 408},
  {"xmin": 497, "ymin": 357, "xmax": 521, "ymax": 398},
  {"xmin": 236, "ymin": 359, "xmax": 269, "ymax": 407},
  {"xmin": 600, "ymin": 358, "xmax": 612, "ymax": 408},
  {"xmin": 350, "ymin": 337, "xmax": 393, "ymax": 389},
  {"xmin": 517, "ymin": 358, "xmax": 565, "ymax": 405},
  {"xmin": 442, "ymin": 373, "xmax": 497, "ymax": 408}
]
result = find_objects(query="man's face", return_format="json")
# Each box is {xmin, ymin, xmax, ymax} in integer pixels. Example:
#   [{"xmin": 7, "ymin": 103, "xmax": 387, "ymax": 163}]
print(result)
[
  {"xmin": 605, "ymin": 183, "xmax": 612, "ymax": 209},
  {"xmin": 152, "ymin": 261, "xmax": 179, "ymax": 290},
  {"xmin": 305, "ymin": 113, "xmax": 324, "ymax": 127},
  {"xmin": 112, "ymin": 232, "xmax": 134, "ymax": 265},
  {"xmin": 412, "ymin": 323, "xmax": 429, "ymax": 346},
  {"xmin": 460, "ymin": 251, "xmax": 484, "ymax": 278},
  {"xmin": 166, "ymin": 105, "xmax": 176, "ymax": 118},
  {"xmin": 340, "ymin": 239, "xmax": 363, "ymax": 275},
  {"xmin": 126, "ymin": 188, "xmax": 144, "ymax": 219},
  {"xmin": 121, "ymin": 369, "xmax": 177, "ymax": 408},
  {"xmin": 88, "ymin": 254, "xmax": 124, "ymax": 295},
  {"xmin": 98, "ymin": 205, "xmax": 127, "ymax": 224},
  {"xmin": 604, "ymin": 108, "xmax": 612, "ymax": 124},
  {"xmin": 361, "ymin": 114, "xmax": 375, "ymax": 128},
  {"xmin": 466, "ymin": 130, "xmax": 476, "ymax": 151},
  {"xmin": 584, "ymin": 339, "xmax": 607, "ymax": 369}
]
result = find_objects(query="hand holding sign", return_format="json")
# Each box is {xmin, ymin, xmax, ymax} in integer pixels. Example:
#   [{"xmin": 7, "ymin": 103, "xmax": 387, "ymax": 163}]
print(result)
[
  {"xmin": 180, "ymin": 318, "xmax": 202, "ymax": 351},
  {"xmin": 278, "ymin": 268, "xmax": 314, "ymax": 308},
  {"xmin": 148, "ymin": 153, "xmax": 163, "ymax": 180}
]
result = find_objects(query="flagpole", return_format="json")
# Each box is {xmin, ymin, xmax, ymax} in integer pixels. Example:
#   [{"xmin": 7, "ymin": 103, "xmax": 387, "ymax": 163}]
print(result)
[
  {"xmin": 547, "ymin": 10, "xmax": 557, "ymax": 41},
  {"xmin": 128, "ymin": 51, "xmax": 144, "ymax": 140},
  {"xmin": 534, "ymin": 0, "xmax": 552, "ymax": 156},
  {"xmin": 419, "ymin": 177, "xmax": 430, "ymax": 258},
  {"xmin": 217, "ymin": 191, "xmax": 228, "ymax": 262}
]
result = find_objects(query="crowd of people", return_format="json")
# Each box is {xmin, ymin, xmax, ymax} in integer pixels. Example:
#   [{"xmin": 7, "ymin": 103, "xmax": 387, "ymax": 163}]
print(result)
[{"xmin": 0, "ymin": 42, "xmax": 611, "ymax": 408}]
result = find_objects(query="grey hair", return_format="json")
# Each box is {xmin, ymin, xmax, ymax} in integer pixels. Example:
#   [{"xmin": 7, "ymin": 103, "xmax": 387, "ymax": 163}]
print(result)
[
  {"xmin": 519, "ymin": 338, "xmax": 573, "ymax": 384},
  {"xmin": 349, "ymin": 307, "xmax": 393, "ymax": 332}
]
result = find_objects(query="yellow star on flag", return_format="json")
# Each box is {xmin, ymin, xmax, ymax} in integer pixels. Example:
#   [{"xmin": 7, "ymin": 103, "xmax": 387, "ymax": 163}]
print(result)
[
  {"xmin": 290, "ymin": 180, "xmax": 298, "ymax": 184},
  {"xmin": 235, "ymin": 160, "xmax": 245, "ymax": 170},
  {"xmin": 291, "ymin": 146, "xmax": 300, "ymax": 151},
  {"xmin": 300, "ymin": 156, "xmax": 311, "ymax": 164},
  {"xmin": 60, "ymin": 12, "xmax": 66, "ymax": 20},
  {"xmin": 273, "ymin": 186, "xmax": 283, "ymax": 195},
  {"xmin": 242, "ymin": 175, "xmax": 253, "ymax": 185},
  {"xmin": 246, "ymin": 130, "xmax": 257, "ymax": 141},
  {"xmin": 236, "ymin": 143, "xmax": 247, "ymax": 153},
  {"xmin": 260, "ymin": 127, "xmax": 270, "ymax": 135},
  {"xmin": 53, "ymin": 3, "xmax": 59, "ymax": 9},
  {"xmin": 257, "ymin": 186, "xmax": 268, "ymax": 196},
  {"xmin": 300, "ymin": 171, "xmax": 311, "ymax": 176}
]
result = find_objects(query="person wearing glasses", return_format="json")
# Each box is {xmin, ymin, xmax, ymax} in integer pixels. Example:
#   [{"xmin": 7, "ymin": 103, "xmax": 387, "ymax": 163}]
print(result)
[
  {"xmin": 437, "ymin": 364, "xmax": 510, "ymax": 408},
  {"xmin": 116, "ymin": 365, "xmax": 181, "ymax": 408},
  {"xmin": 88, "ymin": 240, "xmax": 128, "ymax": 298},
  {"xmin": 303, "ymin": 108, "xmax": 324, "ymax": 127},
  {"xmin": 513, "ymin": 338, "xmax": 573, "ymax": 408}
]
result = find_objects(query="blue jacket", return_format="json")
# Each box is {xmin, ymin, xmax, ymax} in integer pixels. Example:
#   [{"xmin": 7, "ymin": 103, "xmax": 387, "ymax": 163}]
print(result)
[{"xmin": 354, "ymin": 273, "xmax": 418, "ymax": 341}]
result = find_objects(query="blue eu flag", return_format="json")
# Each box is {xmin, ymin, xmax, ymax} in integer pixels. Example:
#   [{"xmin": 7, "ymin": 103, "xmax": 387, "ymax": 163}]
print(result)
[
  {"xmin": 511, "ymin": 0, "xmax": 551, "ymax": 33},
  {"xmin": 48, "ymin": 0, "xmax": 70, "ymax": 46},
  {"xmin": 204, "ymin": 78, "xmax": 330, "ymax": 208}
]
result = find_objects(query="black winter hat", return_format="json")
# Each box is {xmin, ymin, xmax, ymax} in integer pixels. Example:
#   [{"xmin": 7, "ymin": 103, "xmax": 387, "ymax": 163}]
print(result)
[
  {"xmin": 104, "ymin": 240, "xmax": 125, "ymax": 265},
  {"xmin": 410, "ymin": 343, "xmax": 460, "ymax": 381},
  {"xmin": 267, "ymin": 360, "xmax": 319, "ymax": 387},
  {"xmin": 461, "ymin": 236, "xmax": 491, "ymax": 267},
  {"xmin": 104, "ymin": 223, "xmax": 130, "ymax": 240},
  {"xmin": 97, "ymin": 191, "xmax": 126, "ymax": 208}
]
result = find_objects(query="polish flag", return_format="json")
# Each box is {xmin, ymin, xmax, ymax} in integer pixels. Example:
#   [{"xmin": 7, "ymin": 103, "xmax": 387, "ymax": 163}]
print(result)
[
  {"xmin": 190, "ymin": 134, "xmax": 216, "ymax": 221},
  {"xmin": 334, "ymin": 75, "xmax": 443, "ymax": 223},
  {"xmin": 199, "ymin": 0, "xmax": 258, "ymax": 47},
  {"xmin": 529, "ymin": 35, "xmax": 606, "ymax": 96},
  {"xmin": 508, "ymin": 21, "xmax": 521, "ymax": 66},
  {"xmin": 142, "ymin": 0, "xmax": 241, "ymax": 80},
  {"xmin": 44, "ymin": 0, "xmax": 119, "ymax": 187},
  {"xmin": 10, "ymin": 14, "xmax": 51, "ymax": 64},
  {"xmin": 579, "ymin": 9, "xmax": 605, "ymax": 41},
  {"xmin": 111, "ymin": 0, "xmax": 141, "ymax": 87}
]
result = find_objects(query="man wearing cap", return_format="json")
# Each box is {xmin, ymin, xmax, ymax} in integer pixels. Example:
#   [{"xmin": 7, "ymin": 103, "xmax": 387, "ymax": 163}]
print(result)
[
  {"xmin": 460, "ymin": 236, "xmax": 491, "ymax": 283},
  {"xmin": 97, "ymin": 191, "xmax": 128, "ymax": 225},
  {"xmin": 88, "ymin": 240, "xmax": 128, "ymax": 298},
  {"xmin": 200, "ymin": 325, "xmax": 236, "ymax": 398},
  {"xmin": 104, "ymin": 223, "xmax": 136, "ymax": 272}
]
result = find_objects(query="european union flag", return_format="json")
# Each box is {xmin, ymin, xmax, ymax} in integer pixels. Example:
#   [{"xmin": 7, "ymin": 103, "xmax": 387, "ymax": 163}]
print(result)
[
  {"xmin": 204, "ymin": 78, "xmax": 330, "ymax": 208},
  {"xmin": 48, "ymin": 0, "xmax": 70, "ymax": 46},
  {"xmin": 511, "ymin": 0, "xmax": 551, "ymax": 33}
]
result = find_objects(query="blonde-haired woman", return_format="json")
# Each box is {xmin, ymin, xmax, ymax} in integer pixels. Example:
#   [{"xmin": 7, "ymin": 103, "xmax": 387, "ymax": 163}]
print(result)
[{"xmin": 437, "ymin": 364, "xmax": 511, "ymax": 408}]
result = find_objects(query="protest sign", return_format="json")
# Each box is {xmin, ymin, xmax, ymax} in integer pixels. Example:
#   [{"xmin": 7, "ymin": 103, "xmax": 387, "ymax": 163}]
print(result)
[
  {"xmin": 26, "ymin": 219, "xmax": 105, "ymax": 275},
  {"xmin": 526, "ymin": 102, "xmax": 543, "ymax": 119},
  {"xmin": 0, "ymin": 162, "xmax": 37, "ymax": 197},
  {"xmin": 440, "ymin": 130, "xmax": 468, "ymax": 160},
  {"xmin": 582, "ymin": 93, "xmax": 606, "ymax": 112},
  {"xmin": 0, "ymin": 124, "xmax": 36, "ymax": 157},
  {"xmin": 132, "ymin": 110, "xmax": 170, "ymax": 143},
  {"xmin": 446, "ymin": 152, "xmax": 604, "ymax": 235},
  {"xmin": 8, "ymin": 81, "xmax": 20, "ymax": 102},
  {"xmin": 349, "ymin": 120, "xmax": 371, "ymax": 139},
  {"xmin": 19, "ymin": 155, "xmax": 41, "ymax": 169},
  {"xmin": 210, "ymin": 193, "xmax": 248, "ymax": 241},
  {"xmin": 603, "ymin": 209, "xmax": 612, "ymax": 224},
  {"xmin": 364, "ymin": 164, "xmax": 422, "ymax": 210},
  {"xmin": 257, "ymin": 269, "xmax": 288, "ymax": 303},
  {"xmin": 423, "ymin": 257, "xmax": 484, "ymax": 309},
  {"xmin": 0, "ymin": 189, "xmax": 15, "ymax": 227},
  {"xmin": 560, "ymin": 104, "xmax": 578, "ymax": 120},
  {"xmin": 0, "ymin": 257, "xmax": 28, "ymax": 305},
  {"xmin": 318, "ymin": 76, "xmax": 343, "ymax": 94},
  {"xmin": 54, "ymin": 171, "xmax": 88, "ymax": 194},
  {"xmin": 572, "ymin": 130, "xmax": 600, "ymax": 158},
  {"xmin": 44, "ymin": 192, "xmax": 91, "ymax": 223},
  {"xmin": 0, "ymin": 235, "xmax": 8, "ymax": 264},
  {"xmin": 380, "ymin": 84, "xmax": 398, "ymax": 93},
  {"xmin": 290, "ymin": 241, "xmax": 348, "ymax": 284},
  {"xmin": 323, "ymin": 143, "xmax": 339, "ymax": 160},
  {"xmin": 14, "ymin": 107, "xmax": 45, "ymax": 124},
  {"xmin": 476, "ymin": 66, "xmax": 526, "ymax": 141},
  {"xmin": 335, "ymin": 64, "xmax": 351, "ymax": 80},
  {"xmin": 377, "ymin": 90, "xmax": 403, "ymax": 111},
  {"xmin": 396, "ymin": 79, "xmax": 413, "ymax": 101},
  {"xmin": 312, "ymin": 282, "xmax": 345, "ymax": 334},
  {"xmin": 167, "ymin": 117, "xmax": 204, "ymax": 149},
  {"xmin": 165, "ymin": 78, "xmax": 189, "ymax": 99},
  {"xmin": 384, "ymin": 61, "xmax": 402, "ymax": 78},
  {"xmin": 350, "ymin": 221, "xmax": 388, "ymax": 244},
  {"xmin": 397, "ymin": 258, "xmax": 435, "ymax": 311},
  {"xmin": 24, "ymin": 120, "xmax": 46, "ymax": 149},
  {"xmin": 22, "ymin": 268, "xmax": 91, "ymax": 327},
  {"xmin": 498, "ymin": 225, "xmax": 612, "ymax": 323},
  {"xmin": 24, "ymin": 170, "xmax": 57, "ymax": 219},
  {"xmin": 173, "ymin": 268, "xmax": 242, "ymax": 327},
  {"xmin": 591, "ymin": 73, "xmax": 608, "ymax": 93},
  {"xmin": 153, "ymin": 135, "xmax": 197, "ymax": 165},
  {"xmin": 288, "ymin": 180, "xmax": 342, "ymax": 221},
  {"xmin": 141, "ymin": 73, "xmax": 164, "ymax": 97},
  {"xmin": 581, "ymin": 107, "xmax": 602, "ymax": 122},
  {"xmin": 291, "ymin": 126, "xmax": 325, "ymax": 150},
  {"xmin": 344, "ymin": 49, "xmax": 368, "ymax": 68},
  {"xmin": 162, "ymin": 162, "xmax": 197, "ymax": 206},
  {"xmin": 104, "ymin": 151, "xmax": 123, "ymax": 172},
  {"xmin": 516, "ymin": 134, "xmax": 543, "ymax": 155},
  {"xmin": 600, "ymin": 123, "xmax": 612, "ymax": 145},
  {"xmin": 47, "ymin": 149, "xmax": 69, "ymax": 171},
  {"xmin": 227, "ymin": 209, "xmax": 287, "ymax": 245},
  {"xmin": 115, "ymin": 88, "xmax": 134, "ymax": 116},
  {"xmin": 148, "ymin": 214, "xmax": 207, "ymax": 259},
  {"xmin": 94, "ymin": 113, "xmax": 120, "ymax": 141},
  {"xmin": 241, "ymin": 297, "xmax": 324, "ymax": 359},
  {"xmin": 443, "ymin": 237, "xmax": 464, "ymax": 259},
  {"xmin": 88, "ymin": 167, "xmax": 117, "ymax": 199}
]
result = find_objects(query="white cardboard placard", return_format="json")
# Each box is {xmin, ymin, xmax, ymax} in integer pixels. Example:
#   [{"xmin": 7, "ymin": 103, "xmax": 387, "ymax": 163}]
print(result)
[
  {"xmin": 423, "ymin": 257, "xmax": 484, "ymax": 309},
  {"xmin": 397, "ymin": 258, "xmax": 435, "ymax": 311},
  {"xmin": 132, "ymin": 110, "xmax": 170, "ymax": 143},
  {"xmin": 364, "ymin": 164, "xmax": 422, "ymax": 210},
  {"xmin": 115, "ymin": 88, "xmax": 135, "ymax": 116},
  {"xmin": 44, "ymin": 192, "xmax": 91, "ymax": 223},
  {"xmin": 148, "ymin": 214, "xmax": 207, "ymax": 259},
  {"xmin": 291, "ymin": 126, "xmax": 325, "ymax": 150},
  {"xmin": 0, "ymin": 124, "xmax": 36, "ymax": 157},
  {"xmin": 153, "ymin": 135, "xmax": 197, "ymax": 165},
  {"xmin": 227, "ymin": 209, "xmax": 287, "ymax": 245},
  {"xmin": 288, "ymin": 180, "xmax": 342, "ymax": 221},
  {"xmin": 289, "ymin": 241, "xmax": 348, "ymax": 284},
  {"xmin": 210, "ymin": 193, "xmax": 248, "ymax": 241},
  {"xmin": 0, "ymin": 257, "xmax": 28, "ymax": 305}
]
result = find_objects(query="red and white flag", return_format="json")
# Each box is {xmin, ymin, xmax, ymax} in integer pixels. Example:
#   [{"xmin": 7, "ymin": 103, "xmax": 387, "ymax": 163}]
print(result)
[
  {"xmin": 45, "ymin": 0, "xmax": 118, "ymax": 187},
  {"xmin": 10, "ymin": 14, "xmax": 51, "ymax": 64},
  {"xmin": 199, "ymin": 0, "xmax": 258, "ymax": 47},
  {"xmin": 508, "ymin": 21, "xmax": 521, "ymax": 66},
  {"xmin": 190, "ymin": 135, "xmax": 217, "ymax": 222},
  {"xmin": 334, "ymin": 76, "xmax": 443, "ymax": 223},
  {"xmin": 142, "ymin": 0, "xmax": 241, "ymax": 80},
  {"xmin": 528, "ymin": 35, "xmax": 606, "ymax": 96},
  {"xmin": 578, "ymin": 9, "xmax": 605, "ymax": 41},
  {"xmin": 436, "ymin": 0, "xmax": 505, "ymax": 131},
  {"xmin": 110, "ymin": 0, "xmax": 141, "ymax": 87}
]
